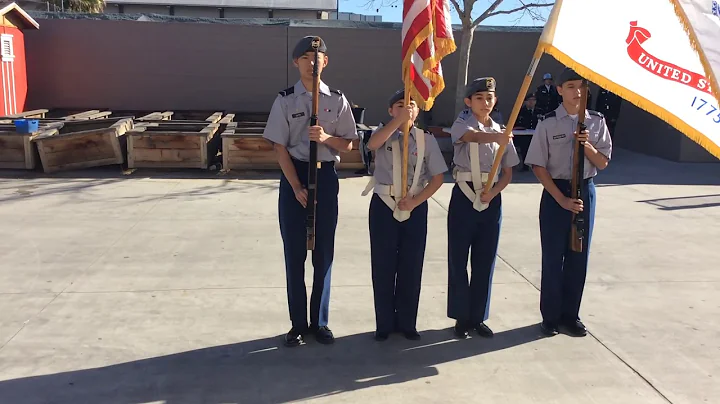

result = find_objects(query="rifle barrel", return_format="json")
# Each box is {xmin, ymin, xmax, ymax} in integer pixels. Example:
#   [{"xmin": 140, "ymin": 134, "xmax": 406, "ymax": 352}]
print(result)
[
  {"xmin": 570, "ymin": 84, "xmax": 589, "ymax": 253},
  {"xmin": 306, "ymin": 38, "xmax": 321, "ymax": 251}
]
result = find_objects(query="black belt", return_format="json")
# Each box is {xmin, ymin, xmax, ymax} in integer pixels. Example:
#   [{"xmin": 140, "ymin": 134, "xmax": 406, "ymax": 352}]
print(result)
[
  {"xmin": 291, "ymin": 157, "xmax": 335, "ymax": 168},
  {"xmin": 553, "ymin": 178, "xmax": 593, "ymax": 186}
]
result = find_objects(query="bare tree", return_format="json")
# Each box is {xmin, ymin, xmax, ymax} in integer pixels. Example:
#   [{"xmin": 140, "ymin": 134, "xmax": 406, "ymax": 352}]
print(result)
[
  {"xmin": 363, "ymin": 0, "xmax": 554, "ymax": 114},
  {"xmin": 48, "ymin": 0, "xmax": 106, "ymax": 13}
]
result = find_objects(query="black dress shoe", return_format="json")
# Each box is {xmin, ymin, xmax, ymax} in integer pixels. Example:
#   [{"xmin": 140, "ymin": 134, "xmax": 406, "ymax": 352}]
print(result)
[
  {"xmin": 474, "ymin": 323, "xmax": 494, "ymax": 338},
  {"xmin": 374, "ymin": 331, "xmax": 390, "ymax": 341},
  {"xmin": 284, "ymin": 327, "xmax": 304, "ymax": 347},
  {"xmin": 540, "ymin": 321, "xmax": 559, "ymax": 337},
  {"xmin": 315, "ymin": 326, "xmax": 335, "ymax": 344},
  {"xmin": 560, "ymin": 320, "xmax": 587, "ymax": 337},
  {"xmin": 403, "ymin": 330, "xmax": 421, "ymax": 341},
  {"xmin": 453, "ymin": 321, "xmax": 469, "ymax": 339}
]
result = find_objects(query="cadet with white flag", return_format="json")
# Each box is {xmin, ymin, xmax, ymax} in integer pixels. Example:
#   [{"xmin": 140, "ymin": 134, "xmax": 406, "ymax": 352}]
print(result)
[
  {"xmin": 447, "ymin": 77, "xmax": 519, "ymax": 340},
  {"xmin": 482, "ymin": 0, "xmax": 720, "ymax": 337}
]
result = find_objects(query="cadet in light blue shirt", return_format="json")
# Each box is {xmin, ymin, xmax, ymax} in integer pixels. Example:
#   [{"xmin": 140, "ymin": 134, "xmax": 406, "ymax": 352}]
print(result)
[
  {"xmin": 525, "ymin": 67, "xmax": 612, "ymax": 338},
  {"xmin": 447, "ymin": 77, "xmax": 519, "ymax": 339},
  {"xmin": 363, "ymin": 89, "xmax": 447, "ymax": 341},
  {"xmin": 262, "ymin": 36, "xmax": 358, "ymax": 348}
]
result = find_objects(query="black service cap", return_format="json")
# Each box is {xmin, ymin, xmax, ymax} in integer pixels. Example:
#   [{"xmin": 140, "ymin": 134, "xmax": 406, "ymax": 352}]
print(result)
[
  {"xmin": 464, "ymin": 77, "xmax": 496, "ymax": 98},
  {"xmin": 292, "ymin": 36, "xmax": 327, "ymax": 59}
]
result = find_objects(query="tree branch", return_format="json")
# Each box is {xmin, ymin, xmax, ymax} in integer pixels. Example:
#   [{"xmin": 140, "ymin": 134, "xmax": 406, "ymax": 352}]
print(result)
[
  {"xmin": 471, "ymin": 0, "xmax": 506, "ymax": 28},
  {"xmin": 486, "ymin": 2, "xmax": 554, "ymax": 19},
  {"xmin": 449, "ymin": 0, "xmax": 465, "ymax": 20}
]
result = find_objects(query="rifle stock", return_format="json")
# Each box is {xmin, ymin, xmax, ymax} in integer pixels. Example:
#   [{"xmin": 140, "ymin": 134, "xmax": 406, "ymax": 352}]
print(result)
[
  {"xmin": 570, "ymin": 83, "xmax": 589, "ymax": 253},
  {"xmin": 306, "ymin": 37, "xmax": 321, "ymax": 251}
]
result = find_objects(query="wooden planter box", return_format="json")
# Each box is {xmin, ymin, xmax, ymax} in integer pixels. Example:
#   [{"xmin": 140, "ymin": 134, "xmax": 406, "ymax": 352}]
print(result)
[
  {"xmin": 33, "ymin": 118, "xmax": 133, "ymax": 173},
  {"xmin": 221, "ymin": 122, "xmax": 278, "ymax": 170},
  {"xmin": 137, "ymin": 111, "xmax": 174, "ymax": 121},
  {"xmin": 62, "ymin": 110, "xmax": 114, "ymax": 121},
  {"xmin": 0, "ymin": 109, "xmax": 49, "ymax": 120},
  {"xmin": 0, "ymin": 126, "xmax": 37, "ymax": 169},
  {"xmin": 337, "ymin": 138, "xmax": 365, "ymax": 170},
  {"xmin": 221, "ymin": 122, "xmax": 366, "ymax": 171},
  {"xmin": 126, "ymin": 121, "xmax": 220, "ymax": 169}
]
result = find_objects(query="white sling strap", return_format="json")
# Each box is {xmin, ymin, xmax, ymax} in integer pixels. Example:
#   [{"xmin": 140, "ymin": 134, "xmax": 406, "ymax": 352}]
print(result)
[
  {"xmin": 454, "ymin": 132, "xmax": 500, "ymax": 212},
  {"xmin": 361, "ymin": 128, "xmax": 425, "ymax": 222}
]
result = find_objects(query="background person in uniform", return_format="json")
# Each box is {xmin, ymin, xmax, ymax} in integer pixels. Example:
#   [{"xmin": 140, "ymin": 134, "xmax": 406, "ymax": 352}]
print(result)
[
  {"xmin": 524, "ymin": 68, "xmax": 612, "ymax": 338},
  {"xmin": 447, "ymin": 77, "xmax": 519, "ymax": 339},
  {"xmin": 536, "ymin": 73, "xmax": 562, "ymax": 113},
  {"xmin": 363, "ymin": 89, "xmax": 447, "ymax": 342},
  {"xmin": 595, "ymin": 87, "xmax": 623, "ymax": 137},
  {"xmin": 514, "ymin": 93, "xmax": 545, "ymax": 171},
  {"xmin": 262, "ymin": 36, "xmax": 358, "ymax": 347}
]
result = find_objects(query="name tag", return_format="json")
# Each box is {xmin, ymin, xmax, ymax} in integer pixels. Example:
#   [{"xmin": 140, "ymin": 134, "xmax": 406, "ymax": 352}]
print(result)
[
  {"xmin": 291, "ymin": 112, "xmax": 305, "ymax": 119},
  {"xmin": 552, "ymin": 134, "xmax": 566, "ymax": 140}
]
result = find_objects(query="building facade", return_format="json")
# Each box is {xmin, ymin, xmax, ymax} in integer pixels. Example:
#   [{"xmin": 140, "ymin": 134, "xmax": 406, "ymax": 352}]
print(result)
[{"xmin": 105, "ymin": 0, "xmax": 338, "ymax": 19}]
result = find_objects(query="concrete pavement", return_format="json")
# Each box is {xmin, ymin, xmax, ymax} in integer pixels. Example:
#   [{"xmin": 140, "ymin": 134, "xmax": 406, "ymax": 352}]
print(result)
[{"xmin": 0, "ymin": 149, "xmax": 718, "ymax": 403}]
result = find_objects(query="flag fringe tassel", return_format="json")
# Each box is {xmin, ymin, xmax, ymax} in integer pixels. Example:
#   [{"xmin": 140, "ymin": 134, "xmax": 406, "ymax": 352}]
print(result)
[{"xmin": 667, "ymin": 0, "xmax": 720, "ymax": 105}]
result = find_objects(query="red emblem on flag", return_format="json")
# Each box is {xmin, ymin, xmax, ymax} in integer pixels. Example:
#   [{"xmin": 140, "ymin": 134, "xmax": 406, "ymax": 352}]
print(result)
[{"xmin": 626, "ymin": 21, "xmax": 713, "ymax": 95}]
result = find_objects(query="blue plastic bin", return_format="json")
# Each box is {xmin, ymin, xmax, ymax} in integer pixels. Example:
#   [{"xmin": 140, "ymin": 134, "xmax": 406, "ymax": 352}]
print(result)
[{"xmin": 14, "ymin": 119, "xmax": 39, "ymax": 134}]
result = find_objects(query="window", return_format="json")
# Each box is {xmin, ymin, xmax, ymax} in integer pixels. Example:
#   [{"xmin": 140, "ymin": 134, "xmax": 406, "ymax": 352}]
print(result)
[{"xmin": 1, "ymin": 35, "xmax": 13, "ymax": 61}]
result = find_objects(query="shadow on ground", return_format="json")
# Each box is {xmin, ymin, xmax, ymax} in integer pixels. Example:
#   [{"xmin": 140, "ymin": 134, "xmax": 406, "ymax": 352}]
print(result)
[{"xmin": 0, "ymin": 326, "xmax": 544, "ymax": 404}]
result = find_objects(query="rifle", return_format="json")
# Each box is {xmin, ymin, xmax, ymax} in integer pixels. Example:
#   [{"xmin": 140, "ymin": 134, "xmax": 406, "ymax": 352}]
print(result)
[
  {"xmin": 306, "ymin": 37, "xmax": 322, "ymax": 251},
  {"xmin": 570, "ymin": 82, "xmax": 589, "ymax": 253}
]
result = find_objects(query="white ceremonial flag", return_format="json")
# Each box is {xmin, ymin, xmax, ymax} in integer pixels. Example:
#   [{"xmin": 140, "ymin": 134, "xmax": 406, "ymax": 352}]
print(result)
[
  {"xmin": 673, "ymin": 0, "xmax": 720, "ymax": 92},
  {"xmin": 539, "ymin": 0, "xmax": 720, "ymax": 159}
]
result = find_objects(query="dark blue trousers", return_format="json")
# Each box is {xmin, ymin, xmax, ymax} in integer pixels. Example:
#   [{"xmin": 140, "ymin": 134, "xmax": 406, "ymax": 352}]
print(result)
[
  {"xmin": 539, "ymin": 178, "xmax": 596, "ymax": 325},
  {"xmin": 279, "ymin": 158, "xmax": 339, "ymax": 330},
  {"xmin": 447, "ymin": 183, "xmax": 502, "ymax": 325},
  {"xmin": 369, "ymin": 194, "xmax": 428, "ymax": 334}
]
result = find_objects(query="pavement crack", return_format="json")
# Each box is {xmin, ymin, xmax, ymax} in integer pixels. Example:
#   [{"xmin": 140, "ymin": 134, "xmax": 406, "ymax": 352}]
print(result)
[{"xmin": 496, "ymin": 254, "xmax": 674, "ymax": 404}]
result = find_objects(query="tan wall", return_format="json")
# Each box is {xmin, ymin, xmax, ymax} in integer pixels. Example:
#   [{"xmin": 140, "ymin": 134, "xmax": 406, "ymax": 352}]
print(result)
[
  {"xmin": 224, "ymin": 8, "xmax": 270, "ymax": 18},
  {"xmin": 22, "ymin": 17, "xmax": 716, "ymax": 162},
  {"xmin": 274, "ymin": 10, "xmax": 317, "ymax": 19},
  {"xmin": 20, "ymin": 19, "xmax": 565, "ymax": 127},
  {"xmin": 612, "ymin": 102, "xmax": 681, "ymax": 161},
  {"xmin": 122, "ymin": 5, "xmax": 171, "ymax": 15},
  {"xmin": 25, "ymin": 19, "xmax": 288, "ymax": 114},
  {"xmin": 175, "ymin": 6, "xmax": 222, "ymax": 18},
  {"xmin": 612, "ymin": 100, "xmax": 717, "ymax": 162}
]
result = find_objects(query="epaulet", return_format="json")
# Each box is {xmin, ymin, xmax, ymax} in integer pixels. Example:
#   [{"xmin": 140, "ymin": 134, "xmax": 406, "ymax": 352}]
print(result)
[
  {"xmin": 588, "ymin": 110, "xmax": 604, "ymax": 118},
  {"xmin": 278, "ymin": 86, "xmax": 294, "ymax": 97},
  {"xmin": 329, "ymin": 88, "xmax": 343, "ymax": 96},
  {"xmin": 458, "ymin": 109, "xmax": 471, "ymax": 119},
  {"xmin": 543, "ymin": 111, "xmax": 557, "ymax": 119}
]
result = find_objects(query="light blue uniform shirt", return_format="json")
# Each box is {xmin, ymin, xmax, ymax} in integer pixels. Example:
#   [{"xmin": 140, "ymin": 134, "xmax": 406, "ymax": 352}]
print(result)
[{"xmin": 262, "ymin": 80, "xmax": 358, "ymax": 162}]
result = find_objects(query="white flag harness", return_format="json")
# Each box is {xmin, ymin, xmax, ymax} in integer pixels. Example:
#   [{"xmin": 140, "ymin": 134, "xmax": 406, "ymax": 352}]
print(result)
[
  {"xmin": 453, "ymin": 122, "xmax": 502, "ymax": 212},
  {"xmin": 361, "ymin": 127, "xmax": 426, "ymax": 222}
]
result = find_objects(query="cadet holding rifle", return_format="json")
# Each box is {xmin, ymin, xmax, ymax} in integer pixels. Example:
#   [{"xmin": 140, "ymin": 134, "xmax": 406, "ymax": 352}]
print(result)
[
  {"xmin": 262, "ymin": 36, "xmax": 358, "ymax": 347},
  {"xmin": 524, "ymin": 68, "xmax": 612, "ymax": 337}
]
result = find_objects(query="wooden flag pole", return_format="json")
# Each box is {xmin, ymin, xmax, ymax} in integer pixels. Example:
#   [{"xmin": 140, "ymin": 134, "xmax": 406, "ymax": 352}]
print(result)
[
  {"xmin": 483, "ymin": 44, "xmax": 546, "ymax": 193},
  {"xmin": 401, "ymin": 70, "xmax": 412, "ymax": 198}
]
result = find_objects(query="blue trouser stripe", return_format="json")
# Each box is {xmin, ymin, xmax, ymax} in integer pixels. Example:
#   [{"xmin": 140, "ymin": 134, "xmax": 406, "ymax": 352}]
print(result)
[
  {"xmin": 279, "ymin": 159, "xmax": 338, "ymax": 329},
  {"xmin": 447, "ymin": 183, "xmax": 502, "ymax": 324},
  {"xmin": 539, "ymin": 178, "xmax": 596, "ymax": 325}
]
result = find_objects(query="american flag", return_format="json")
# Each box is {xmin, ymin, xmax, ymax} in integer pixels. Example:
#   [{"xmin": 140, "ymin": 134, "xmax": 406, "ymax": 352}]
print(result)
[{"xmin": 402, "ymin": 0, "xmax": 456, "ymax": 110}]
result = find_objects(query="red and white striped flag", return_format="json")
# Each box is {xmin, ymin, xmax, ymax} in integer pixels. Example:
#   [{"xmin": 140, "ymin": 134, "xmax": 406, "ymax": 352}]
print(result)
[{"xmin": 402, "ymin": 0, "xmax": 456, "ymax": 110}]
